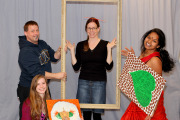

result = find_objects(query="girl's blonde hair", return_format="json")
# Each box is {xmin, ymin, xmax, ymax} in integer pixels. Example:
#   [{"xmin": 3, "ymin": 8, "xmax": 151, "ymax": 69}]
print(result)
[{"xmin": 29, "ymin": 74, "xmax": 50, "ymax": 119}]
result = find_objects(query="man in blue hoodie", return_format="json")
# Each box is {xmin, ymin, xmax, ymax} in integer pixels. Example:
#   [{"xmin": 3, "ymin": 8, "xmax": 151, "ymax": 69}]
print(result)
[{"xmin": 17, "ymin": 20, "xmax": 66, "ymax": 119}]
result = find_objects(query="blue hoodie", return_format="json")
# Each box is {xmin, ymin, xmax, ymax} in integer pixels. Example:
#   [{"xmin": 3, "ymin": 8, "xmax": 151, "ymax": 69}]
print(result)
[{"xmin": 18, "ymin": 36, "xmax": 58, "ymax": 87}]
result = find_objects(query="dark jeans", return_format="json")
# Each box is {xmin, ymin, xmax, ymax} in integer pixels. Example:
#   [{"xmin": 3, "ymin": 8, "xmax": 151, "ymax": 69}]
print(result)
[
  {"xmin": 17, "ymin": 84, "xmax": 30, "ymax": 120},
  {"xmin": 77, "ymin": 79, "xmax": 106, "ymax": 113}
]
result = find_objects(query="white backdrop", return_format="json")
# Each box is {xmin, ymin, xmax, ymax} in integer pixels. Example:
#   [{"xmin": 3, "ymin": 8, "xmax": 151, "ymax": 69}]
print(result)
[{"xmin": 0, "ymin": 0, "xmax": 179, "ymax": 120}]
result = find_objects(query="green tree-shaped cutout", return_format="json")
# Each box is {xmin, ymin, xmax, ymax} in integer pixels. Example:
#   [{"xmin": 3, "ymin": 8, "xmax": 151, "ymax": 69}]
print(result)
[{"xmin": 130, "ymin": 70, "xmax": 156, "ymax": 107}]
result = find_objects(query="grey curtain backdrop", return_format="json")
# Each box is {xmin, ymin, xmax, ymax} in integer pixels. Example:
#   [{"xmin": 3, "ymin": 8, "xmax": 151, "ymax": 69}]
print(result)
[{"xmin": 0, "ymin": 0, "xmax": 179, "ymax": 120}]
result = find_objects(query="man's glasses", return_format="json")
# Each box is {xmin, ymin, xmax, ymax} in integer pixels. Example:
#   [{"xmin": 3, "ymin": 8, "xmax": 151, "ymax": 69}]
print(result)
[{"xmin": 87, "ymin": 27, "xmax": 98, "ymax": 31}]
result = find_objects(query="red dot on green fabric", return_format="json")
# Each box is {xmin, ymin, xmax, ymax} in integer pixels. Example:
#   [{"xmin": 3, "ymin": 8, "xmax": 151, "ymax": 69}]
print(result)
[{"xmin": 129, "ymin": 70, "xmax": 156, "ymax": 107}]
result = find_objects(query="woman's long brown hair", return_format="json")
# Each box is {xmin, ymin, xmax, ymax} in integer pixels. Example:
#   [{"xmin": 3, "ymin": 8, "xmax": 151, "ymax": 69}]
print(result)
[{"xmin": 29, "ymin": 74, "xmax": 51, "ymax": 119}]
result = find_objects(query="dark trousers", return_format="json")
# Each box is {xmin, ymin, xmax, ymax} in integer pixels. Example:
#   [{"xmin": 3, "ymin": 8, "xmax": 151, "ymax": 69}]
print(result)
[
  {"xmin": 17, "ymin": 84, "xmax": 30, "ymax": 120},
  {"xmin": 83, "ymin": 111, "xmax": 102, "ymax": 120}
]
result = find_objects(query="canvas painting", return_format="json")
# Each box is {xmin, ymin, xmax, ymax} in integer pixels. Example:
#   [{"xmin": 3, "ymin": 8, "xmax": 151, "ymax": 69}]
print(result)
[{"xmin": 46, "ymin": 99, "xmax": 82, "ymax": 120}]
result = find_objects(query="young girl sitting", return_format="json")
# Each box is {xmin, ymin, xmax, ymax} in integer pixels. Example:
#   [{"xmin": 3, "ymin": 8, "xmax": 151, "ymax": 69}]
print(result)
[{"xmin": 21, "ymin": 74, "xmax": 50, "ymax": 120}]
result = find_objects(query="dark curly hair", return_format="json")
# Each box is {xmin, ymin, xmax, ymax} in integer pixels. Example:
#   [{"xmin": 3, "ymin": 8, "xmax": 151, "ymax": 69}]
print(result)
[{"xmin": 140, "ymin": 28, "xmax": 174, "ymax": 72}]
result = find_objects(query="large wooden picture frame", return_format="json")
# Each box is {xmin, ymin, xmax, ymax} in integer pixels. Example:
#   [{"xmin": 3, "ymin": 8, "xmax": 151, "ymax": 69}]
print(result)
[{"xmin": 61, "ymin": 0, "xmax": 122, "ymax": 109}]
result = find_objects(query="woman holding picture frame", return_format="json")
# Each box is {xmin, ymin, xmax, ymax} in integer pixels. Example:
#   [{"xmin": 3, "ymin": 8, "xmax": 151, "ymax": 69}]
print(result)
[{"xmin": 66, "ymin": 17, "xmax": 116, "ymax": 120}]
